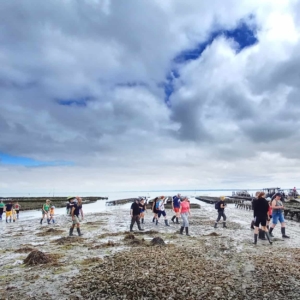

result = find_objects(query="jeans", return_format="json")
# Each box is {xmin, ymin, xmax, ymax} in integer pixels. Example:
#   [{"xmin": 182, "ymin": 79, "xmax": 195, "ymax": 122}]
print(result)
[
  {"xmin": 130, "ymin": 215, "xmax": 141, "ymax": 229},
  {"xmin": 181, "ymin": 212, "xmax": 189, "ymax": 227},
  {"xmin": 216, "ymin": 210, "xmax": 226, "ymax": 222}
]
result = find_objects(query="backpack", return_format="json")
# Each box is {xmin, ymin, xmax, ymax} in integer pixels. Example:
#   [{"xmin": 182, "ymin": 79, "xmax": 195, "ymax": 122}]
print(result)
[
  {"xmin": 215, "ymin": 201, "xmax": 221, "ymax": 210},
  {"xmin": 155, "ymin": 201, "xmax": 160, "ymax": 209}
]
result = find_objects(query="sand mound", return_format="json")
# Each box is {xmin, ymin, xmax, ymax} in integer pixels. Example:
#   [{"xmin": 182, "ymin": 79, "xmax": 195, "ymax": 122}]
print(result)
[
  {"xmin": 24, "ymin": 251, "xmax": 51, "ymax": 265},
  {"xmin": 150, "ymin": 237, "xmax": 165, "ymax": 246}
]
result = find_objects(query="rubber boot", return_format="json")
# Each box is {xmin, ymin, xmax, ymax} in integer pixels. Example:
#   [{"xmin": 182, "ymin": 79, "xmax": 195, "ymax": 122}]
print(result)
[
  {"xmin": 77, "ymin": 227, "xmax": 83, "ymax": 236},
  {"xmin": 281, "ymin": 227, "xmax": 290, "ymax": 238},
  {"xmin": 269, "ymin": 227, "xmax": 274, "ymax": 237},
  {"xmin": 185, "ymin": 227, "xmax": 190, "ymax": 236},
  {"xmin": 152, "ymin": 217, "xmax": 155, "ymax": 223},
  {"xmin": 214, "ymin": 222, "xmax": 218, "ymax": 228},
  {"xmin": 176, "ymin": 217, "xmax": 180, "ymax": 224},
  {"xmin": 6, "ymin": 219, "xmax": 8, "ymax": 223},
  {"xmin": 171, "ymin": 216, "xmax": 175, "ymax": 223},
  {"xmin": 47, "ymin": 219, "xmax": 50, "ymax": 225},
  {"xmin": 156, "ymin": 219, "xmax": 158, "ymax": 225},
  {"xmin": 52, "ymin": 219, "xmax": 55, "ymax": 224},
  {"xmin": 180, "ymin": 226, "xmax": 184, "ymax": 234},
  {"xmin": 138, "ymin": 224, "xmax": 144, "ymax": 231},
  {"xmin": 259, "ymin": 229, "xmax": 266, "ymax": 240},
  {"xmin": 164, "ymin": 219, "xmax": 170, "ymax": 226},
  {"xmin": 69, "ymin": 227, "xmax": 74, "ymax": 236},
  {"xmin": 141, "ymin": 218, "xmax": 144, "ymax": 224},
  {"xmin": 265, "ymin": 231, "xmax": 273, "ymax": 244},
  {"xmin": 130, "ymin": 225, "xmax": 133, "ymax": 232},
  {"xmin": 223, "ymin": 222, "xmax": 227, "ymax": 228},
  {"xmin": 250, "ymin": 220, "xmax": 255, "ymax": 229},
  {"xmin": 253, "ymin": 233, "xmax": 258, "ymax": 245}
]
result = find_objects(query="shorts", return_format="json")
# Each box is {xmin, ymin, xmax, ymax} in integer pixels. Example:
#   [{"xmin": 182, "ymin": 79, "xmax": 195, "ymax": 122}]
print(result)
[
  {"xmin": 15, "ymin": 210, "xmax": 19, "ymax": 214},
  {"xmin": 174, "ymin": 207, "xmax": 180, "ymax": 213},
  {"xmin": 158, "ymin": 211, "xmax": 166, "ymax": 218},
  {"xmin": 272, "ymin": 212, "xmax": 285, "ymax": 224},
  {"xmin": 42, "ymin": 210, "xmax": 49, "ymax": 215},
  {"xmin": 254, "ymin": 216, "xmax": 267, "ymax": 227},
  {"xmin": 153, "ymin": 208, "xmax": 158, "ymax": 214},
  {"xmin": 72, "ymin": 216, "xmax": 80, "ymax": 225},
  {"xmin": 140, "ymin": 210, "xmax": 145, "ymax": 214},
  {"xmin": 6, "ymin": 211, "xmax": 12, "ymax": 217}
]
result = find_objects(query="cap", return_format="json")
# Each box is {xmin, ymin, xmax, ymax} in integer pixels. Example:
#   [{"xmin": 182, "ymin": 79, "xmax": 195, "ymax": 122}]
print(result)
[{"xmin": 67, "ymin": 196, "xmax": 76, "ymax": 200}]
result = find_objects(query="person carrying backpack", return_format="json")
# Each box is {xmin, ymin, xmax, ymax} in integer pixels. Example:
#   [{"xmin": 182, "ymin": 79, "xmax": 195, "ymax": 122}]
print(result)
[
  {"xmin": 214, "ymin": 196, "xmax": 227, "ymax": 228},
  {"xmin": 156, "ymin": 196, "xmax": 170, "ymax": 226},
  {"xmin": 171, "ymin": 193, "xmax": 181, "ymax": 224}
]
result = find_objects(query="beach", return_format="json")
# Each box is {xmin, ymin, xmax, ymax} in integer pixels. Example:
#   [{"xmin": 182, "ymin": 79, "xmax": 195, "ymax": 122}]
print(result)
[{"xmin": 1, "ymin": 198, "xmax": 300, "ymax": 300}]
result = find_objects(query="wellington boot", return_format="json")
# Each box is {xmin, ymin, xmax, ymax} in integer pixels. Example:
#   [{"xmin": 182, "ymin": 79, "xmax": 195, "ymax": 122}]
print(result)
[
  {"xmin": 69, "ymin": 227, "xmax": 74, "ymax": 236},
  {"xmin": 265, "ymin": 232, "xmax": 273, "ymax": 245},
  {"xmin": 185, "ymin": 227, "xmax": 190, "ymax": 236},
  {"xmin": 156, "ymin": 219, "xmax": 158, "ymax": 225},
  {"xmin": 138, "ymin": 225, "xmax": 144, "ymax": 231},
  {"xmin": 253, "ymin": 233, "xmax": 258, "ymax": 245},
  {"xmin": 165, "ymin": 219, "xmax": 170, "ymax": 226},
  {"xmin": 77, "ymin": 228, "xmax": 83, "ymax": 236},
  {"xmin": 214, "ymin": 222, "xmax": 218, "ymax": 228},
  {"xmin": 180, "ymin": 226, "xmax": 184, "ymax": 234},
  {"xmin": 223, "ymin": 222, "xmax": 227, "ymax": 228},
  {"xmin": 171, "ymin": 216, "xmax": 175, "ymax": 223},
  {"xmin": 40, "ymin": 219, "xmax": 43, "ymax": 225},
  {"xmin": 281, "ymin": 227, "xmax": 290, "ymax": 238},
  {"xmin": 176, "ymin": 217, "xmax": 180, "ymax": 224},
  {"xmin": 269, "ymin": 227, "xmax": 274, "ymax": 237}
]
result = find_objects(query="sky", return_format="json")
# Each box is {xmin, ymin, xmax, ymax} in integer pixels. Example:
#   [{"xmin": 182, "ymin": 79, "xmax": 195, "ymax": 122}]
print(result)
[{"xmin": 1, "ymin": 0, "xmax": 300, "ymax": 196}]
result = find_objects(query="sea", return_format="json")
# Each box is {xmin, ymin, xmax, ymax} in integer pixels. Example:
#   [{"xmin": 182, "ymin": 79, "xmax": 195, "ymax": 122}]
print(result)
[{"xmin": 0, "ymin": 189, "xmax": 258, "ymax": 221}]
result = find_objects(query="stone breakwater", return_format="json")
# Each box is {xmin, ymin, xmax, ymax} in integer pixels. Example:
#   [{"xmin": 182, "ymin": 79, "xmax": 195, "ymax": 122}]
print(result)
[{"xmin": 0, "ymin": 196, "xmax": 108, "ymax": 210}]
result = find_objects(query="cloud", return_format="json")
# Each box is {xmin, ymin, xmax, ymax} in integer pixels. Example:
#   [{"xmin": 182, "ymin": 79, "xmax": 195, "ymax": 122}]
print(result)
[{"xmin": 1, "ymin": 0, "xmax": 300, "ymax": 195}]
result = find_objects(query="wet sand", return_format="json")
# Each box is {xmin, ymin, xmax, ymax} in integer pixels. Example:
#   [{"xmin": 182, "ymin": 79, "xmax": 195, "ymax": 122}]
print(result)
[{"xmin": 1, "ymin": 201, "xmax": 300, "ymax": 299}]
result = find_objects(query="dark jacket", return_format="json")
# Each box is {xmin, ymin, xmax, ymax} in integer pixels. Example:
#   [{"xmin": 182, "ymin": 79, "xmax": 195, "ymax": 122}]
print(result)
[{"xmin": 253, "ymin": 197, "xmax": 269, "ymax": 219}]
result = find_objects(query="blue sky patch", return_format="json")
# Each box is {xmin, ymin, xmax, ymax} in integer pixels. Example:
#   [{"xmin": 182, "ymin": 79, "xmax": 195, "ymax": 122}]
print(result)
[
  {"xmin": 56, "ymin": 97, "xmax": 92, "ymax": 107},
  {"xmin": 0, "ymin": 153, "xmax": 73, "ymax": 167},
  {"xmin": 164, "ymin": 18, "xmax": 258, "ymax": 103}
]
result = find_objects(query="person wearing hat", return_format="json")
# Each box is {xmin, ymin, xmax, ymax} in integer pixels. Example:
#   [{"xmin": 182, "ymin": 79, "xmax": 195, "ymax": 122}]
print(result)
[
  {"xmin": 253, "ymin": 192, "xmax": 272, "ymax": 245},
  {"xmin": 130, "ymin": 198, "xmax": 144, "ymax": 232},
  {"xmin": 171, "ymin": 193, "xmax": 181, "ymax": 224},
  {"xmin": 214, "ymin": 196, "xmax": 227, "ymax": 228},
  {"xmin": 40, "ymin": 199, "xmax": 51, "ymax": 225},
  {"xmin": 66, "ymin": 196, "xmax": 76, "ymax": 215},
  {"xmin": 269, "ymin": 193, "xmax": 290, "ymax": 238}
]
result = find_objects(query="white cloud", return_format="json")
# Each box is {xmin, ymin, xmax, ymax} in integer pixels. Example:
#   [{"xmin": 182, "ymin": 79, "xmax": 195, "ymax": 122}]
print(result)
[{"xmin": 1, "ymin": 0, "xmax": 300, "ymax": 195}]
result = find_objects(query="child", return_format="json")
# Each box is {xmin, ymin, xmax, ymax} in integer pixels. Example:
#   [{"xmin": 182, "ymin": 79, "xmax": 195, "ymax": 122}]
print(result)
[
  {"xmin": 12, "ymin": 208, "xmax": 17, "ymax": 222},
  {"xmin": 40, "ymin": 199, "xmax": 51, "ymax": 225},
  {"xmin": 14, "ymin": 202, "xmax": 21, "ymax": 219},
  {"xmin": 49, "ymin": 206, "xmax": 55, "ymax": 224}
]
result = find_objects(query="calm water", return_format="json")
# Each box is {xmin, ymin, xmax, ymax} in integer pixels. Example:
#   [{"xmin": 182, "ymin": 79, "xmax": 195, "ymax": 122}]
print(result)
[{"xmin": 0, "ymin": 189, "xmax": 252, "ymax": 221}]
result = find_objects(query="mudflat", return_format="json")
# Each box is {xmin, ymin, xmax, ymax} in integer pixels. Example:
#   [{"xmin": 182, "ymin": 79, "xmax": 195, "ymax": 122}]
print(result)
[{"xmin": 1, "ymin": 203, "xmax": 300, "ymax": 300}]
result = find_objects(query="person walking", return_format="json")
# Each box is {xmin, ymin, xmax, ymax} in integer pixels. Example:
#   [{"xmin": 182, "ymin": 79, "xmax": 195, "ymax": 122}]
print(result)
[
  {"xmin": 130, "ymin": 198, "xmax": 144, "ymax": 232},
  {"xmin": 156, "ymin": 196, "xmax": 170, "ymax": 226},
  {"xmin": 5, "ymin": 200, "xmax": 13, "ymax": 223},
  {"xmin": 0, "ymin": 200, "xmax": 5, "ymax": 221},
  {"xmin": 269, "ymin": 193, "xmax": 290, "ymax": 238},
  {"xmin": 171, "ymin": 193, "xmax": 181, "ymax": 224},
  {"xmin": 14, "ymin": 202, "xmax": 21, "ymax": 219},
  {"xmin": 214, "ymin": 196, "xmax": 227, "ymax": 228},
  {"xmin": 179, "ymin": 196, "xmax": 191, "ymax": 236},
  {"xmin": 70, "ymin": 197, "xmax": 83, "ymax": 236},
  {"xmin": 49, "ymin": 206, "xmax": 55, "ymax": 224},
  {"xmin": 251, "ymin": 192, "xmax": 260, "ymax": 229},
  {"xmin": 152, "ymin": 197, "xmax": 159, "ymax": 223},
  {"xmin": 40, "ymin": 199, "xmax": 51, "ymax": 225},
  {"xmin": 139, "ymin": 198, "xmax": 147, "ymax": 224},
  {"xmin": 253, "ymin": 192, "xmax": 272, "ymax": 245}
]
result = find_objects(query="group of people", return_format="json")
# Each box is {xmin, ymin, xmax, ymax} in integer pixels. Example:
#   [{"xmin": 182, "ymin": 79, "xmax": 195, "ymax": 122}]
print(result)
[
  {"xmin": 0, "ymin": 200, "xmax": 21, "ymax": 223},
  {"xmin": 252, "ymin": 191, "xmax": 290, "ymax": 245},
  {"xmin": 130, "ymin": 194, "xmax": 191, "ymax": 235}
]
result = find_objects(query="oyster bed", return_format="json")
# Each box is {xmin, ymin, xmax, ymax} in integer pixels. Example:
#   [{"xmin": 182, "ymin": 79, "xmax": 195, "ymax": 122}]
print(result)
[{"xmin": 1, "ymin": 203, "xmax": 300, "ymax": 299}]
